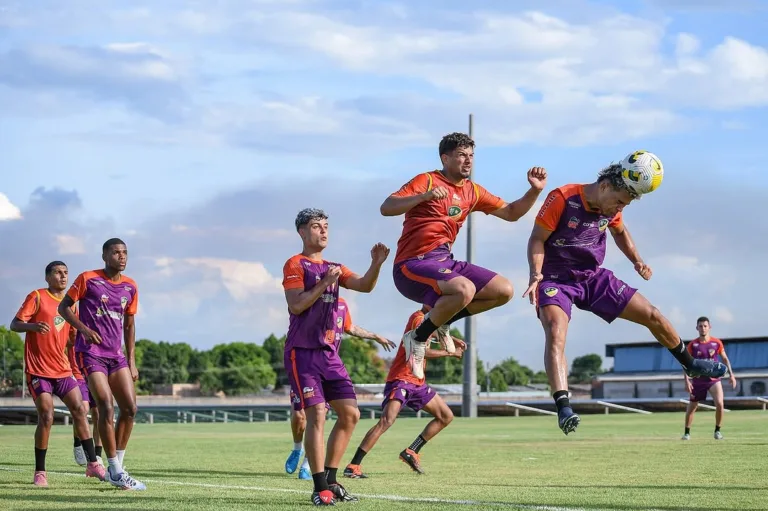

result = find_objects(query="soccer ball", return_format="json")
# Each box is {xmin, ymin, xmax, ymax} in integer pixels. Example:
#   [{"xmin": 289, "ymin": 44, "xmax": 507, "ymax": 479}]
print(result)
[{"xmin": 620, "ymin": 150, "xmax": 664, "ymax": 196}]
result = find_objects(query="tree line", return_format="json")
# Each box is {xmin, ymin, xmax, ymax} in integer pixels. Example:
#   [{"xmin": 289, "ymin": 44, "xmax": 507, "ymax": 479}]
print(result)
[{"xmin": 0, "ymin": 326, "xmax": 605, "ymax": 396}]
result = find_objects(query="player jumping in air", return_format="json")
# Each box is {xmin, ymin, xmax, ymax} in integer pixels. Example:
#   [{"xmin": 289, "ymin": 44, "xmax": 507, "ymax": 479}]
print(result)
[
  {"xmin": 10, "ymin": 261, "xmax": 106, "ymax": 487},
  {"xmin": 682, "ymin": 316, "xmax": 736, "ymax": 441},
  {"xmin": 522, "ymin": 164, "xmax": 729, "ymax": 435},
  {"xmin": 285, "ymin": 296, "xmax": 395, "ymax": 480},
  {"xmin": 282, "ymin": 208, "xmax": 390, "ymax": 506},
  {"xmin": 381, "ymin": 132, "xmax": 547, "ymax": 379},
  {"xmin": 344, "ymin": 307, "xmax": 463, "ymax": 479},
  {"xmin": 58, "ymin": 238, "xmax": 146, "ymax": 490}
]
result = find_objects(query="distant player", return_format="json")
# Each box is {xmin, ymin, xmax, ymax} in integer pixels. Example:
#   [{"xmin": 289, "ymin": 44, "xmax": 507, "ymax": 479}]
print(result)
[
  {"xmin": 68, "ymin": 334, "xmax": 103, "ymax": 467},
  {"xmin": 283, "ymin": 208, "xmax": 390, "ymax": 506},
  {"xmin": 344, "ymin": 307, "xmax": 463, "ymax": 479},
  {"xmin": 381, "ymin": 132, "xmax": 547, "ymax": 379},
  {"xmin": 58, "ymin": 238, "xmax": 146, "ymax": 490},
  {"xmin": 285, "ymin": 296, "xmax": 395, "ymax": 481},
  {"xmin": 10, "ymin": 261, "xmax": 106, "ymax": 487},
  {"xmin": 523, "ymin": 165, "xmax": 729, "ymax": 435},
  {"xmin": 682, "ymin": 316, "xmax": 736, "ymax": 441}
]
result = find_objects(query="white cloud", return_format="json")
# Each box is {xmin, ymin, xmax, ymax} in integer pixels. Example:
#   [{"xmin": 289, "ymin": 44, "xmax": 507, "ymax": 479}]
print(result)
[
  {"xmin": 55, "ymin": 234, "xmax": 86, "ymax": 255},
  {"xmin": 0, "ymin": 193, "xmax": 22, "ymax": 221},
  {"xmin": 714, "ymin": 306, "xmax": 734, "ymax": 324}
]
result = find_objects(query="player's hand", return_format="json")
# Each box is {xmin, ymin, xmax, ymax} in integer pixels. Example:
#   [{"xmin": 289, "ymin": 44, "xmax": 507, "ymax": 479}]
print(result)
[
  {"xmin": 375, "ymin": 335, "xmax": 397, "ymax": 352},
  {"xmin": 423, "ymin": 185, "xmax": 449, "ymax": 202},
  {"xmin": 527, "ymin": 167, "xmax": 547, "ymax": 191},
  {"xmin": 370, "ymin": 243, "xmax": 390, "ymax": 266},
  {"xmin": 33, "ymin": 322, "xmax": 50, "ymax": 334},
  {"xmin": 83, "ymin": 327, "xmax": 103, "ymax": 345},
  {"xmin": 453, "ymin": 338, "xmax": 467, "ymax": 351},
  {"xmin": 634, "ymin": 261, "xmax": 652, "ymax": 280},
  {"xmin": 129, "ymin": 362, "xmax": 139, "ymax": 382},
  {"xmin": 324, "ymin": 266, "xmax": 343, "ymax": 285},
  {"xmin": 452, "ymin": 345, "xmax": 465, "ymax": 358},
  {"xmin": 522, "ymin": 273, "xmax": 543, "ymax": 306},
  {"xmin": 730, "ymin": 375, "xmax": 737, "ymax": 389}
]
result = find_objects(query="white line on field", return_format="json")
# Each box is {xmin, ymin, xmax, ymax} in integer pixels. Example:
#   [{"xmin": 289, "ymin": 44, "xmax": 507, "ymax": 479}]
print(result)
[{"xmin": 0, "ymin": 466, "xmax": 663, "ymax": 511}]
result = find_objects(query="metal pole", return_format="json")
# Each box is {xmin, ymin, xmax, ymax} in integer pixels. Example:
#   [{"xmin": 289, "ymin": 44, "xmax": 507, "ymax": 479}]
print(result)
[{"xmin": 462, "ymin": 113, "xmax": 478, "ymax": 418}]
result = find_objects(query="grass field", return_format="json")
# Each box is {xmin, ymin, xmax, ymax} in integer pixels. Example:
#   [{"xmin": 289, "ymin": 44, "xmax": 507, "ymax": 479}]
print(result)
[{"xmin": 0, "ymin": 411, "xmax": 765, "ymax": 510}]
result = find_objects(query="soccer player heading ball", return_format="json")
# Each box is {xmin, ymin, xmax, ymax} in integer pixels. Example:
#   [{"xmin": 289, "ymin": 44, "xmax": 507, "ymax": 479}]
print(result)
[{"xmin": 523, "ymin": 153, "xmax": 727, "ymax": 435}]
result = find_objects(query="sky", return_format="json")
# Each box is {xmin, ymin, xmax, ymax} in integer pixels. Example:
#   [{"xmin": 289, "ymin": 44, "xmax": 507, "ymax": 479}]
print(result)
[{"xmin": 1, "ymin": 0, "xmax": 767, "ymax": 371}]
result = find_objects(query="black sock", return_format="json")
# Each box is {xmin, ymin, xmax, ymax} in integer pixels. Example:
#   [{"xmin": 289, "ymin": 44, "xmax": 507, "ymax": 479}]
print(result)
[
  {"xmin": 35, "ymin": 448, "xmax": 46, "ymax": 472},
  {"xmin": 73, "ymin": 436, "xmax": 82, "ymax": 448},
  {"xmin": 81, "ymin": 438, "xmax": 97, "ymax": 463},
  {"xmin": 684, "ymin": 427, "xmax": 690, "ymax": 435},
  {"xmin": 312, "ymin": 472, "xmax": 329, "ymax": 492},
  {"xmin": 95, "ymin": 445, "xmax": 103, "ymax": 457},
  {"xmin": 324, "ymin": 467, "xmax": 338, "ymax": 485},
  {"xmin": 669, "ymin": 340, "xmax": 694, "ymax": 368},
  {"xmin": 350, "ymin": 448, "xmax": 367, "ymax": 465},
  {"xmin": 446, "ymin": 308, "xmax": 472, "ymax": 325},
  {"xmin": 415, "ymin": 318, "xmax": 438, "ymax": 343},
  {"xmin": 715, "ymin": 425, "xmax": 721, "ymax": 432},
  {"xmin": 408, "ymin": 435, "xmax": 427, "ymax": 453},
  {"xmin": 553, "ymin": 390, "xmax": 570, "ymax": 412}
]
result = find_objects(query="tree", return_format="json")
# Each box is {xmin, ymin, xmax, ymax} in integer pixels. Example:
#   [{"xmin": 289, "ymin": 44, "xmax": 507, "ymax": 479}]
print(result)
[
  {"xmin": 338, "ymin": 336, "xmax": 385, "ymax": 383},
  {"xmin": 531, "ymin": 371, "xmax": 549, "ymax": 385},
  {"xmin": 0, "ymin": 327, "xmax": 24, "ymax": 396},
  {"xmin": 491, "ymin": 357, "xmax": 534, "ymax": 386},
  {"xmin": 208, "ymin": 342, "xmax": 276, "ymax": 395},
  {"xmin": 569, "ymin": 354, "xmax": 603, "ymax": 383},
  {"xmin": 262, "ymin": 334, "xmax": 287, "ymax": 388}
]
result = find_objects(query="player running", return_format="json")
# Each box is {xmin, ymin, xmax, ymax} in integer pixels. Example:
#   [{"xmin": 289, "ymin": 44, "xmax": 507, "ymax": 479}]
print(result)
[
  {"xmin": 381, "ymin": 132, "xmax": 547, "ymax": 379},
  {"xmin": 522, "ymin": 162, "xmax": 729, "ymax": 435},
  {"xmin": 10, "ymin": 261, "xmax": 106, "ymax": 487},
  {"xmin": 282, "ymin": 208, "xmax": 389, "ymax": 506},
  {"xmin": 285, "ymin": 296, "xmax": 395, "ymax": 481},
  {"xmin": 682, "ymin": 316, "xmax": 736, "ymax": 441},
  {"xmin": 58, "ymin": 238, "xmax": 146, "ymax": 490},
  {"xmin": 344, "ymin": 307, "xmax": 463, "ymax": 479},
  {"xmin": 69, "ymin": 336, "xmax": 103, "ymax": 468}
]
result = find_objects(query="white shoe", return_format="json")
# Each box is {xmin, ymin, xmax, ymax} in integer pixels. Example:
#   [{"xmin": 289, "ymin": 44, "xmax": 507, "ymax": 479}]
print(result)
[
  {"xmin": 402, "ymin": 329, "xmax": 426, "ymax": 380},
  {"xmin": 681, "ymin": 433, "xmax": 690, "ymax": 440},
  {"xmin": 96, "ymin": 456, "xmax": 104, "ymax": 467},
  {"xmin": 435, "ymin": 323, "xmax": 455, "ymax": 353},
  {"xmin": 73, "ymin": 445, "xmax": 87, "ymax": 466},
  {"xmin": 107, "ymin": 468, "xmax": 146, "ymax": 490},
  {"xmin": 714, "ymin": 430, "xmax": 723, "ymax": 440}
]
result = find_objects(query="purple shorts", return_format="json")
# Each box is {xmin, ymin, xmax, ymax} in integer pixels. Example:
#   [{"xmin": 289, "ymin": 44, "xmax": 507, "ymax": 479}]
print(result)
[
  {"xmin": 394, "ymin": 247, "xmax": 497, "ymax": 308},
  {"xmin": 26, "ymin": 373, "xmax": 80, "ymax": 402},
  {"xmin": 285, "ymin": 348, "xmax": 356, "ymax": 411},
  {"xmin": 77, "ymin": 352, "xmax": 129, "ymax": 378},
  {"xmin": 290, "ymin": 390, "xmax": 330, "ymax": 412},
  {"xmin": 690, "ymin": 379, "xmax": 720, "ymax": 402},
  {"xmin": 537, "ymin": 268, "xmax": 636, "ymax": 323},
  {"xmin": 77, "ymin": 378, "xmax": 96, "ymax": 407},
  {"xmin": 382, "ymin": 380, "xmax": 436, "ymax": 412}
]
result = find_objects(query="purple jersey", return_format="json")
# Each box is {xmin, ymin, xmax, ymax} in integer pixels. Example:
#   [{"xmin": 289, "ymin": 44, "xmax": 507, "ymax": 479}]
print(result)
[
  {"xmin": 282, "ymin": 255, "xmax": 353, "ymax": 351},
  {"xmin": 67, "ymin": 270, "xmax": 138, "ymax": 359},
  {"xmin": 688, "ymin": 337, "xmax": 724, "ymax": 382},
  {"xmin": 535, "ymin": 184, "xmax": 623, "ymax": 277}
]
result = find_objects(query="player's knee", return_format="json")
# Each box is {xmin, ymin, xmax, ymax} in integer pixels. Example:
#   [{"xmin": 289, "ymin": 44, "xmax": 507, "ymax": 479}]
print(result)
[
  {"xmin": 72, "ymin": 402, "xmax": 88, "ymax": 421},
  {"xmin": 438, "ymin": 407, "xmax": 454, "ymax": 426},
  {"xmin": 38, "ymin": 410, "xmax": 54, "ymax": 428},
  {"xmin": 543, "ymin": 322, "xmax": 567, "ymax": 350},
  {"xmin": 99, "ymin": 401, "xmax": 115, "ymax": 420},
  {"xmin": 453, "ymin": 278, "xmax": 476, "ymax": 306},
  {"xmin": 380, "ymin": 413, "xmax": 397, "ymax": 430},
  {"xmin": 120, "ymin": 402, "xmax": 138, "ymax": 419},
  {"xmin": 647, "ymin": 306, "xmax": 665, "ymax": 329},
  {"xmin": 494, "ymin": 277, "xmax": 514, "ymax": 304}
]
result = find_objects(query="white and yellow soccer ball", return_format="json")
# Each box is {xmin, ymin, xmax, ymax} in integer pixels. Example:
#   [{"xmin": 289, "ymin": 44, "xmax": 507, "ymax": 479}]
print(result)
[{"xmin": 620, "ymin": 150, "xmax": 664, "ymax": 196}]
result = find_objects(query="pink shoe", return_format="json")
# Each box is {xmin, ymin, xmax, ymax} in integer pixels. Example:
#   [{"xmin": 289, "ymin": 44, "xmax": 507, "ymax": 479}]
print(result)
[
  {"xmin": 33, "ymin": 471, "xmax": 48, "ymax": 487},
  {"xmin": 86, "ymin": 461, "xmax": 106, "ymax": 481}
]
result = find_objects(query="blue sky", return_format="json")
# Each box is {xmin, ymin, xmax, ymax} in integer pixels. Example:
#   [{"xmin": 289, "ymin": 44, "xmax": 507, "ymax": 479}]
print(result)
[{"xmin": 1, "ymin": 0, "xmax": 767, "ymax": 371}]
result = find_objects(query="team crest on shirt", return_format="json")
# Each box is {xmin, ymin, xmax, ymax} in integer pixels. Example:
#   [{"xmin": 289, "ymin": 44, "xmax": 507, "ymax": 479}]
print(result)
[
  {"xmin": 567, "ymin": 216, "xmax": 579, "ymax": 229},
  {"xmin": 53, "ymin": 315, "xmax": 66, "ymax": 331},
  {"xmin": 448, "ymin": 205, "xmax": 462, "ymax": 218},
  {"xmin": 544, "ymin": 287, "xmax": 558, "ymax": 297},
  {"xmin": 438, "ymin": 268, "xmax": 452, "ymax": 274},
  {"xmin": 120, "ymin": 296, "xmax": 128, "ymax": 309},
  {"xmin": 336, "ymin": 316, "xmax": 343, "ymax": 328},
  {"xmin": 709, "ymin": 349, "xmax": 715, "ymax": 357},
  {"xmin": 598, "ymin": 219, "xmax": 610, "ymax": 232}
]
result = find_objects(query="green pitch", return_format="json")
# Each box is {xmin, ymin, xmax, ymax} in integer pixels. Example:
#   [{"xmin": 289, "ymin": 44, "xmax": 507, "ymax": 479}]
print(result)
[{"xmin": 0, "ymin": 411, "xmax": 765, "ymax": 510}]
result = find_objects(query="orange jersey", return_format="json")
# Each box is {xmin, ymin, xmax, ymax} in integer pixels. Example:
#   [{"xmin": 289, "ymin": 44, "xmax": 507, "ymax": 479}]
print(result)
[
  {"xmin": 386, "ymin": 310, "xmax": 427, "ymax": 385},
  {"xmin": 16, "ymin": 289, "xmax": 74, "ymax": 379},
  {"xmin": 391, "ymin": 171, "xmax": 505, "ymax": 263}
]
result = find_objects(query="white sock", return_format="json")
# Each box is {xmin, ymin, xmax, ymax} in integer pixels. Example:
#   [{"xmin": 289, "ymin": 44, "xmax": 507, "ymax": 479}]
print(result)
[
  {"xmin": 301, "ymin": 457, "xmax": 309, "ymax": 469},
  {"xmin": 116, "ymin": 449, "xmax": 125, "ymax": 465},
  {"xmin": 108, "ymin": 457, "xmax": 122, "ymax": 476},
  {"xmin": 293, "ymin": 442, "xmax": 302, "ymax": 451}
]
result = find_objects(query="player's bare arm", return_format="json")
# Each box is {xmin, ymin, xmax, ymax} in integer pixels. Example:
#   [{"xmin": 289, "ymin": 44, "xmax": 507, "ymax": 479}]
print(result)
[
  {"xmin": 523, "ymin": 224, "xmax": 554, "ymax": 305},
  {"xmin": 284, "ymin": 268, "xmax": 341, "ymax": 316},
  {"xmin": 58, "ymin": 296, "xmax": 102, "ymax": 345},
  {"xmin": 124, "ymin": 313, "xmax": 139, "ymax": 381},
  {"xmin": 380, "ymin": 187, "xmax": 448, "ymax": 216},
  {"xmin": 340, "ymin": 243, "xmax": 390, "ymax": 293},
  {"xmin": 489, "ymin": 167, "xmax": 548, "ymax": 222},
  {"xmin": 346, "ymin": 324, "xmax": 397, "ymax": 351},
  {"xmin": 10, "ymin": 316, "xmax": 50, "ymax": 334},
  {"xmin": 609, "ymin": 223, "xmax": 652, "ymax": 281},
  {"xmin": 720, "ymin": 350, "xmax": 737, "ymax": 388},
  {"xmin": 426, "ymin": 338, "xmax": 465, "ymax": 359}
]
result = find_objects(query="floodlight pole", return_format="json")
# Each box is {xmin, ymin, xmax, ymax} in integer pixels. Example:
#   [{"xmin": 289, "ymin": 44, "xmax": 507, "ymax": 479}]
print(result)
[{"xmin": 462, "ymin": 113, "xmax": 478, "ymax": 418}]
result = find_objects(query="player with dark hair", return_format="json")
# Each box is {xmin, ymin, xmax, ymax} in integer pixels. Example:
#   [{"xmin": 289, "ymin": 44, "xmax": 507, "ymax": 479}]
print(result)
[
  {"xmin": 381, "ymin": 132, "xmax": 547, "ymax": 379},
  {"xmin": 58, "ymin": 238, "xmax": 146, "ymax": 490},
  {"xmin": 10, "ymin": 261, "xmax": 105, "ymax": 487},
  {"xmin": 682, "ymin": 316, "xmax": 736, "ymax": 440},
  {"xmin": 282, "ymin": 208, "xmax": 389, "ymax": 506},
  {"xmin": 285, "ymin": 296, "xmax": 394, "ymax": 480},
  {"xmin": 344, "ymin": 307, "xmax": 463, "ymax": 479},
  {"xmin": 523, "ymin": 162, "xmax": 728, "ymax": 435}
]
